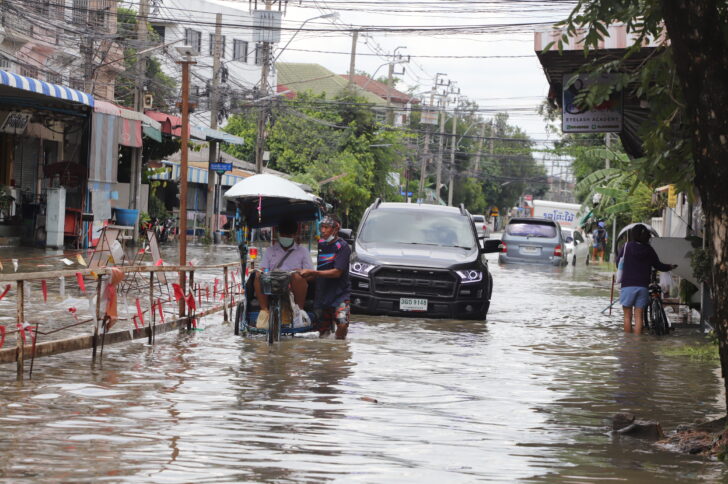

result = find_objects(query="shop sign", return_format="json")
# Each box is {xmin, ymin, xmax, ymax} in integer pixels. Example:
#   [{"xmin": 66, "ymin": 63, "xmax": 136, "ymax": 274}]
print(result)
[
  {"xmin": 421, "ymin": 109, "xmax": 439, "ymax": 125},
  {"xmin": 562, "ymin": 73, "xmax": 623, "ymax": 133},
  {"xmin": 0, "ymin": 112, "xmax": 31, "ymax": 134},
  {"xmin": 667, "ymin": 184, "xmax": 677, "ymax": 208}
]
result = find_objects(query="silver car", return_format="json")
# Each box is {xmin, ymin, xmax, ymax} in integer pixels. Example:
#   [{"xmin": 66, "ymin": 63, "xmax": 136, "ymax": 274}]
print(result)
[
  {"xmin": 471, "ymin": 214, "xmax": 490, "ymax": 239},
  {"xmin": 498, "ymin": 217, "xmax": 567, "ymax": 266}
]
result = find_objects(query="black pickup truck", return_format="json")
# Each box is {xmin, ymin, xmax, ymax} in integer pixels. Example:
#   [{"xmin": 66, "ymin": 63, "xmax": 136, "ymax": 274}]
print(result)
[{"xmin": 347, "ymin": 200, "xmax": 500, "ymax": 320}]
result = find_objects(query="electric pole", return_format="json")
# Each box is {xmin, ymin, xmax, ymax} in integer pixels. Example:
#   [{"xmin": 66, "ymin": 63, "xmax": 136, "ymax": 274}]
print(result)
[
  {"xmin": 473, "ymin": 122, "xmax": 486, "ymax": 173},
  {"xmin": 254, "ymin": 1, "xmax": 275, "ymax": 174},
  {"xmin": 417, "ymin": 75, "xmax": 444, "ymax": 201},
  {"xmin": 447, "ymin": 101, "xmax": 459, "ymax": 206},
  {"xmin": 348, "ymin": 30, "xmax": 358, "ymax": 86},
  {"xmin": 385, "ymin": 47, "xmax": 408, "ymax": 126},
  {"xmin": 177, "ymin": 53, "xmax": 195, "ymax": 313},
  {"xmin": 206, "ymin": 13, "xmax": 222, "ymax": 241},
  {"xmin": 130, "ymin": 0, "xmax": 149, "ymax": 238}
]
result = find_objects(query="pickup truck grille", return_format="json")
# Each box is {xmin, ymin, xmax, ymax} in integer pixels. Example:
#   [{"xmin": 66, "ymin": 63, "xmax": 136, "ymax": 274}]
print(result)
[{"xmin": 372, "ymin": 267, "xmax": 457, "ymax": 298}]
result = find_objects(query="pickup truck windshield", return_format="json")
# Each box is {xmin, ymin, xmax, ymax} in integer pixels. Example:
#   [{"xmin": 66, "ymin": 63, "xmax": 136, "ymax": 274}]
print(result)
[{"xmin": 359, "ymin": 209, "xmax": 475, "ymax": 249}]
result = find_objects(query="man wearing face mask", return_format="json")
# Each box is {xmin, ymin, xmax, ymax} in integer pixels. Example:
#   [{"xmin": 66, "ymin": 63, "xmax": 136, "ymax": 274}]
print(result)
[
  {"xmin": 254, "ymin": 217, "xmax": 313, "ymax": 328},
  {"xmin": 299, "ymin": 214, "xmax": 351, "ymax": 339}
]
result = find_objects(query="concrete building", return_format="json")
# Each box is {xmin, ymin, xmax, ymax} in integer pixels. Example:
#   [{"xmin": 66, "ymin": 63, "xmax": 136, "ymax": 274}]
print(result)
[
  {"xmin": 149, "ymin": 0, "xmax": 275, "ymax": 127},
  {"xmin": 0, "ymin": 0, "xmax": 123, "ymax": 101},
  {"xmin": 341, "ymin": 74, "xmax": 419, "ymax": 127}
]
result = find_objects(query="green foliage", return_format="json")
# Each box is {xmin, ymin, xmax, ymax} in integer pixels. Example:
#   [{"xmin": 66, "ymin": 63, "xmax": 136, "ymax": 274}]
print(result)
[
  {"xmin": 660, "ymin": 342, "xmax": 719, "ymax": 363},
  {"xmin": 114, "ymin": 7, "xmax": 177, "ymax": 110},
  {"xmin": 223, "ymin": 91, "xmax": 411, "ymax": 227},
  {"xmin": 451, "ymin": 112, "xmax": 547, "ymax": 213}
]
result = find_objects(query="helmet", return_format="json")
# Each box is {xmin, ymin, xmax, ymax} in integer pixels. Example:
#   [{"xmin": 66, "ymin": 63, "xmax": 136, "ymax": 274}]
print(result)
[{"xmin": 598, "ymin": 221, "xmax": 606, "ymax": 228}]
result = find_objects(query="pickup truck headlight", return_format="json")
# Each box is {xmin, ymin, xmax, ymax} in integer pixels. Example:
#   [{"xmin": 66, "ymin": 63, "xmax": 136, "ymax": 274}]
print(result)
[
  {"xmin": 351, "ymin": 261, "xmax": 374, "ymax": 277},
  {"xmin": 456, "ymin": 270, "xmax": 483, "ymax": 284}
]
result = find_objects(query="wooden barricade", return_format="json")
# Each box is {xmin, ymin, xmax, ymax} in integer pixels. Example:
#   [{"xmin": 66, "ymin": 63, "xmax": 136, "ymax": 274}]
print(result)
[{"xmin": 0, "ymin": 262, "xmax": 244, "ymax": 380}]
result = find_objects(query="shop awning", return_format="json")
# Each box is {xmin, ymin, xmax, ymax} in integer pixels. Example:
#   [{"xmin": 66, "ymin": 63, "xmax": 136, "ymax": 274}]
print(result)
[
  {"xmin": 150, "ymin": 160, "xmax": 248, "ymax": 187},
  {"xmin": 197, "ymin": 126, "xmax": 244, "ymax": 145},
  {"xmin": 0, "ymin": 69, "xmax": 94, "ymax": 107},
  {"xmin": 94, "ymin": 100, "xmax": 163, "ymax": 147},
  {"xmin": 144, "ymin": 110, "xmax": 205, "ymax": 140}
]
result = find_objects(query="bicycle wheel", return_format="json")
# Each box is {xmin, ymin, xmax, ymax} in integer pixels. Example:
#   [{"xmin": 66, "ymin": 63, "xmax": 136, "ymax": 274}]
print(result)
[
  {"xmin": 651, "ymin": 299, "xmax": 668, "ymax": 335},
  {"xmin": 234, "ymin": 298, "xmax": 246, "ymax": 336},
  {"xmin": 267, "ymin": 298, "xmax": 281, "ymax": 344}
]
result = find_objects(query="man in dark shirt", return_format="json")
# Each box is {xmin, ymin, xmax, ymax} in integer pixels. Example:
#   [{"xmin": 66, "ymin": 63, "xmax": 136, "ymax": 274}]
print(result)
[
  {"xmin": 616, "ymin": 224, "xmax": 677, "ymax": 334},
  {"xmin": 299, "ymin": 214, "xmax": 351, "ymax": 339}
]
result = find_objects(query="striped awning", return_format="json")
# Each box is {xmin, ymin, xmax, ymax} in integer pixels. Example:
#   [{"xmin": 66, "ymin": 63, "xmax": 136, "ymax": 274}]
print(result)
[
  {"xmin": 0, "ymin": 69, "xmax": 94, "ymax": 107},
  {"xmin": 197, "ymin": 126, "xmax": 245, "ymax": 145},
  {"xmin": 151, "ymin": 161, "xmax": 247, "ymax": 187}
]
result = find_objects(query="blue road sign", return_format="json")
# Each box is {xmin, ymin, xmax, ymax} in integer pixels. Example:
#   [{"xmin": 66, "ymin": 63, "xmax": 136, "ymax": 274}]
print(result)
[{"xmin": 210, "ymin": 162, "xmax": 232, "ymax": 173}]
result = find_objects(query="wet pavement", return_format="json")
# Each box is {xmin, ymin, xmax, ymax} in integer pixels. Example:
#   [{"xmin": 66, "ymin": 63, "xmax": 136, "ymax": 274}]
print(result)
[{"xmin": 0, "ymin": 245, "xmax": 725, "ymax": 482}]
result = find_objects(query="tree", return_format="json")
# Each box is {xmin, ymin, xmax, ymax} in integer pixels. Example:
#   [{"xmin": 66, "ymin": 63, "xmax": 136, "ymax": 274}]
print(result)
[
  {"xmin": 223, "ymin": 91, "xmax": 411, "ymax": 226},
  {"xmin": 555, "ymin": 1, "xmax": 728, "ymax": 412},
  {"xmin": 114, "ymin": 7, "xmax": 177, "ymax": 110}
]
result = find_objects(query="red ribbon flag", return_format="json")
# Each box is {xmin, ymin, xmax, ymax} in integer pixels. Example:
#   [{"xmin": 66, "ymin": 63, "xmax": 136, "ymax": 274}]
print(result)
[
  {"xmin": 75, "ymin": 272, "xmax": 86, "ymax": 293},
  {"xmin": 156, "ymin": 299, "xmax": 165, "ymax": 323},
  {"xmin": 186, "ymin": 292, "xmax": 196, "ymax": 311},
  {"xmin": 0, "ymin": 284, "xmax": 10, "ymax": 301},
  {"xmin": 0, "ymin": 326, "xmax": 5, "ymax": 349},
  {"xmin": 172, "ymin": 284, "xmax": 185, "ymax": 302},
  {"xmin": 41, "ymin": 280, "xmax": 48, "ymax": 303},
  {"xmin": 135, "ymin": 299, "xmax": 145, "ymax": 326}
]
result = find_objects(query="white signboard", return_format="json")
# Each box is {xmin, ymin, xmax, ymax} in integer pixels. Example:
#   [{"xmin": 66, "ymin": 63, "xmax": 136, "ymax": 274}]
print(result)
[
  {"xmin": 562, "ymin": 73, "xmax": 623, "ymax": 133},
  {"xmin": 420, "ymin": 109, "xmax": 439, "ymax": 125},
  {"xmin": 0, "ymin": 112, "xmax": 31, "ymax": 134}
]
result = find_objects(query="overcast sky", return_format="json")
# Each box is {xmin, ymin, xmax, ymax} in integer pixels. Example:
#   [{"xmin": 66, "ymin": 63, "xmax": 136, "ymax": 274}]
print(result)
[{"xmin": 275, "ymin": 1, "xmax": 577, "ymax": 142}]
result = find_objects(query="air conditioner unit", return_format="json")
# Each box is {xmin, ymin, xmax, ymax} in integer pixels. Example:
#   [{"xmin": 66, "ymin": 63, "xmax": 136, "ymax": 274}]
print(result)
[{"xmin": 143, "ymin": 94, "xmax": 154, "ymax": 109}]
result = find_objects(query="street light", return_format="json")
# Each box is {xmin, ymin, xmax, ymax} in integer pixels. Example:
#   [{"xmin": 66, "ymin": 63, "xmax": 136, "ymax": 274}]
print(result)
[
  {"xmin": 175, "ymin": 45, "xmax": 197, "ymax": 316},
  {"xmin": 272, "ymin": 12, "xmax": 339, "ymax": 63}
]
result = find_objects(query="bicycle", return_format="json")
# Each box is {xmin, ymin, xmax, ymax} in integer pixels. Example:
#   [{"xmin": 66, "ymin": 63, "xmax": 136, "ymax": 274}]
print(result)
[{"xmin": 645, "ymin": 271, "xmax": 671, "ymax": 335}]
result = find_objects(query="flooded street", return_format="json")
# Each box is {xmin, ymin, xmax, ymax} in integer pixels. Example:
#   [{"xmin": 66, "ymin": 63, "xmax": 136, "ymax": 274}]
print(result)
[{"xmin": 0, "ymin": 247, "xmax": 725, "ymax": 482}]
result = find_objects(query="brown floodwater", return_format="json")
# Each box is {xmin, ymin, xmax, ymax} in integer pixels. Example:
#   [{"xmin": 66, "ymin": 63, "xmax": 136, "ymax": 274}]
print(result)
[{"xmin": 0, "ymin": 245, "xmax": 725, "ymax": 482}]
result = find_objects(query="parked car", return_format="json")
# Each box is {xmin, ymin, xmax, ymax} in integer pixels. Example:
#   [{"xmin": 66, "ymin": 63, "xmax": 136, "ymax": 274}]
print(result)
[
  {"xmin": 561, "ymin": 227, "xmax": 588, "ymax": 266},
  {"xmin": 471, "ymin": 214, "xmax": 490, "ymax": 239},
  {"xmin": 349, "ymin": 200, "xmax": 501, "ymax": 320},
  {"xmin": 498, "ymin": 217, "xmax": 568, "ymax": 266}
]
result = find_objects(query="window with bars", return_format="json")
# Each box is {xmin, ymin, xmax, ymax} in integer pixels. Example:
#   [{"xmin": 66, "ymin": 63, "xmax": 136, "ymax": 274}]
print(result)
[
  {"xmin": 72, "ymin": 0, "xmax": 88, "ymax": 24},
  {"xmin": 254, "ymin": 42, "xmax": 264, "ymax": 65},
  {"xmin": 233, "ymin": 39, "xmax": 248, "ymax": 62},
  {"xmin": 209, "ymin": 33, "xmax": 227, "ymax": 58},
  {"xmin": 185, "ymin": 28, "xmax": 202, "ymax": 54}
]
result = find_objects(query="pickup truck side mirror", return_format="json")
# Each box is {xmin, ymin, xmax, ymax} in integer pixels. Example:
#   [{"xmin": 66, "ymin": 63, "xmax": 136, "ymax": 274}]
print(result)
[
  {"xmin": 339, "ymin": 228, "xmax": 355, "ymax": 246},
  {"xmin": 480, "ymin": 238, "xmax": 501, "ymax": 254}
]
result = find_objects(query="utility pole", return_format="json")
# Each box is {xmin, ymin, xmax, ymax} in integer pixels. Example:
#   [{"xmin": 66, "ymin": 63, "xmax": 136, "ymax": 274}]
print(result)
[
  {"xmin": 130, "ymin": 0, "xmax": 149, "ymax": 238},
  {"xmin": 255, "ymin": 1, "xmax": 274, "ymax": 174},
  {"xmin": 435, "ymin": 96, "xmax": 447, "ymax": 201},
  {"xmin": 385, "ymin": 47, "xmax": 407, "ymax": 126},
  {"xmin": 473, "ymin": 122, "xmax": 486, "ymax": 173},
  {"xmin": 177, "ymin": 54, "xmax": 195, "ymax": 308},
  {"xmin": 447, "ymin": 102, "xmax": 458, "ymax": 206},
  {"xmin": 417, "ymin": 84, "xmax": 438, "ymax": 201},
  {"xmin": 206, "ymin": 13, "xmax": 222, "ymax": 241},
  {"xmin": 431, "ymin": 74, "xmax": 449, "ymax": 202},
  {"xmin": 348, "ymin": 30, "xmax": 358, "ymax": 86}
]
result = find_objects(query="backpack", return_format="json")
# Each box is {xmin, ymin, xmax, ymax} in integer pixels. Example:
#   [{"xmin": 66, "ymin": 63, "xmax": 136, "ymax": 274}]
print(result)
[{"xmin": 596, "ymin": 228, "xmax": 607, "ymax": 243}]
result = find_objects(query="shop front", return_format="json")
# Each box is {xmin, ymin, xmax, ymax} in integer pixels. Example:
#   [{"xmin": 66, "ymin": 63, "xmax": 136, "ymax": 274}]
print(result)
[{"xmin": 0, "ymin": 69, "xmax": 94, "ymax": 247}]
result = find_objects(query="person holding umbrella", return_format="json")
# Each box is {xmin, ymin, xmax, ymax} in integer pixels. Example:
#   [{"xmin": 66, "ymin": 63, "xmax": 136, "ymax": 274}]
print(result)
[{"xmin": 616, "ymin": 223, "xmax": 677, "ymax": 334}]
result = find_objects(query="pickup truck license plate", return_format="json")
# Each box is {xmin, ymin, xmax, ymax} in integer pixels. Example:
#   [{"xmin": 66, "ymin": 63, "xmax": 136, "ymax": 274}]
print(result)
[
  {"xmin": 400, "ymin": 298, "xmax": 428, "ymax": 311},
  {"xmin": 520, "ymin": 246, "xmax": 540, "ymax": 255}
]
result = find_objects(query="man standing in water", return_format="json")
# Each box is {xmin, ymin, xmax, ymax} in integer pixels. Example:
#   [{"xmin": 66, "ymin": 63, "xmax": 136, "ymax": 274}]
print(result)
[{"xmin": 300, "ymin": 214, "xmax": 351, "ymax": 339}]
